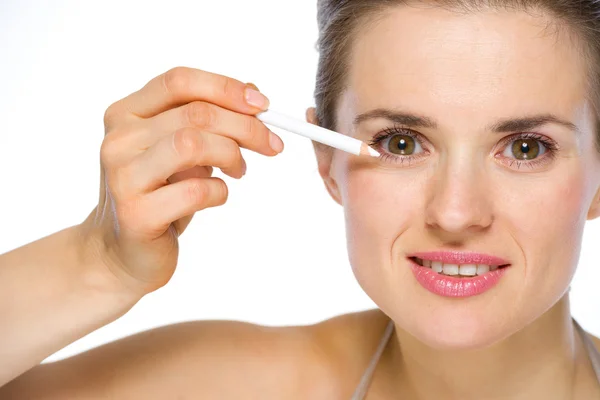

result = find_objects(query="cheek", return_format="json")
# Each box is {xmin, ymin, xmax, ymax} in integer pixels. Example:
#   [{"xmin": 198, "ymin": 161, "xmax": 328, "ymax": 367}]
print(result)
[
  {"xmin": 339, "ymin": 162, "xmax": 427, "ymax": 280},
  {"xmin": 498, "ymin": 167, "xmax": 588, "ymax": 293},
  {"xmin": 501, "ymin": 168, "xmax": 586, "ymax": 258}
]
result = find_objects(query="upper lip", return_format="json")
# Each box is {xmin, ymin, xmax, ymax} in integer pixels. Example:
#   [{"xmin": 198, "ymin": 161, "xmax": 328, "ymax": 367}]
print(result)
[{"xmin": 408, "ymin": 251, "xmax": 510, "ymax": 266}]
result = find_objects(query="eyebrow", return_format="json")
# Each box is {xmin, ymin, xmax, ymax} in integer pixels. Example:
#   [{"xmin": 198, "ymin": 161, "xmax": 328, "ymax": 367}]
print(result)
[
  {"xmin": 489, "ymin": 115, "xmax": 579, "ymax": 134},
  {"xmin": 354, "ymin": 109, "xmax": 437, "ymax": 129},
  {"xmin": 353, "ymin": 108, "xmax": 579, "ymax": 134}
]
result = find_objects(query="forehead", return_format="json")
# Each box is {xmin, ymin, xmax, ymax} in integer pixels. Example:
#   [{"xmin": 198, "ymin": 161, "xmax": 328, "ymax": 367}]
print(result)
[{"xmin": 343, "ymin": 5, "xmax": 589, "ymax": 128}]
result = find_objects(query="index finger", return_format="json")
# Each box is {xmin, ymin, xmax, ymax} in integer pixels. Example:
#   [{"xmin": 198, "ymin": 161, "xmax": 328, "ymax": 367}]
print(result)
[{"xmin": 116, "ymin": 67, "xmax": 270, "ymax": 118}]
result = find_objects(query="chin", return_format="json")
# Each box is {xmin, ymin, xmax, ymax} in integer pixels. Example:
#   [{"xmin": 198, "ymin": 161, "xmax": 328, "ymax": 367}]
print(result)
[
  {"xmin": 405, "ymin": 311, "xmax": 514, "ymax": 350},
  {"xmin": 378, "ymin": 292, "xmax": 527, "ymax": 351}
]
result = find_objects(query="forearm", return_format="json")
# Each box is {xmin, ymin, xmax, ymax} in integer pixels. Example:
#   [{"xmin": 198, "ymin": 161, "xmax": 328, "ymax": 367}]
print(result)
[{"xmin": 0, "ymin": 221, "xmax": 140, "ymax": 387}]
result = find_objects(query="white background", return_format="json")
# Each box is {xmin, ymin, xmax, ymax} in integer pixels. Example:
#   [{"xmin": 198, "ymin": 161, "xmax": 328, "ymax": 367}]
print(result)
[{"xmin": 0, "ymin": 0, "xmax": 598, "ymax": 363}]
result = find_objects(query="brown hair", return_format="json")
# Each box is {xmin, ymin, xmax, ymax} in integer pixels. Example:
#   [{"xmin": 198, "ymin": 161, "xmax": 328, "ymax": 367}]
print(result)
[{"xmin": 314, "ymin": 0, "xmax": 600, "ymax": 140}]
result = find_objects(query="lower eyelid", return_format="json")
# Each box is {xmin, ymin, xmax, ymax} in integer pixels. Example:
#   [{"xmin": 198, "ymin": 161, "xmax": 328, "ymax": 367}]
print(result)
[
  {"xmin": 379, "ymin": 153, "xmax": 420, "ymax": 167},
  {"xmin": 377, "ymin": 150, "xmax": 429, "ymax": 166},
  {"xmin": 496, "ymin": 149, "xmax": 556, "ymax": 169}
]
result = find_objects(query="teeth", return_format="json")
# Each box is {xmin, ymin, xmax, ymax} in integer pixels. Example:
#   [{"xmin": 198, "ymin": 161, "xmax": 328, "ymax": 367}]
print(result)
[
  {"xmin": 459, "ymin": 264, "xmax": 477, "ymax": 276},
  {"xmin": 477, "ymin": 264, "xmax": 490, "ymax": 274},
  {"xmin": 415, "ymin": 258, "xmax": 501, "ymax": 277},
  {"xmin": 442, "ymin": 264, "xmax": 459, "ymax": 275}
]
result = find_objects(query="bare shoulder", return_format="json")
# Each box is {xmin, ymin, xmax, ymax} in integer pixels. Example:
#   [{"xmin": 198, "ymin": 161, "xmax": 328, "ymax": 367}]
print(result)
[{"xmin": 1, "ymin": 309, "xmax": 388, "ymax": 400}]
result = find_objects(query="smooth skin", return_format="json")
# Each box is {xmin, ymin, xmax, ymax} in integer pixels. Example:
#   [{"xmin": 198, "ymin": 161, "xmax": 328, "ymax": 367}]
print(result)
[
  {"xmin": 3, "ymin": 5, "xmax": 600, "ymax": 400},
  {"xmin": 0, "ymin": 67, "xmax": 367, "ymax": 399}
]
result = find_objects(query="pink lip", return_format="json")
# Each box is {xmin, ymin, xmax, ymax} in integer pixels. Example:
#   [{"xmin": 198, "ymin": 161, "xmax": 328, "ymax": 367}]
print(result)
[
  {"xmin": 407, "ymin": 251, "xmax": 510, "ymax": 298},
  {"xmin": 409, "ymin": 251, "xmax": 510, "ymax": 266}
]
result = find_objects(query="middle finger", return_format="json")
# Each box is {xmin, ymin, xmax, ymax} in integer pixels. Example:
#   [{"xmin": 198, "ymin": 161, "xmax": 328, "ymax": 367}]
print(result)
[{"xmin": 142, "ymin": 101, "xmax": 283, "ymax": 156}]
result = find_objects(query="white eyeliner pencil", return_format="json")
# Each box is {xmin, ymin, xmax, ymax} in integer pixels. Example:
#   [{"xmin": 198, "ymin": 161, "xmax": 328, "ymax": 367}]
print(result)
[{"xmin": 256, "ymin": 110, "xmax": 381, "ymax": 157}]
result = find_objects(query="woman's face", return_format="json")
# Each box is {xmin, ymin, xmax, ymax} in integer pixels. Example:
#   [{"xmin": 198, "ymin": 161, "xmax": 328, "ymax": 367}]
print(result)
[{"xmin": 312, "ymin": 6, "xmax": 600, "ymax": 348}]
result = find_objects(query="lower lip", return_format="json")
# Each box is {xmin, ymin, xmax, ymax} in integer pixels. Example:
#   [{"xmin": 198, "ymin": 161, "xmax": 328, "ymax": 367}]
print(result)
[{"xmin": 408, "ymin": 258, "xmax": 507, "ymax": 298}]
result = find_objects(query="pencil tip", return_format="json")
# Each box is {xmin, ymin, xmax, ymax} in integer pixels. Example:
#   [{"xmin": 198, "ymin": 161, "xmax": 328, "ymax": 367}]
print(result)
[
  {"xmin": 368, "ymin": 147, "xmax": 381, "ymax": 157},
  {"xmin": 360, "ymin": 143, "xmax": 380, "ymax": 157}
]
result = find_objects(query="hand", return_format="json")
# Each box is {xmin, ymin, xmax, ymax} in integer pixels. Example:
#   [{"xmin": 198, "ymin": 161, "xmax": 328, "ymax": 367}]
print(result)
[{"xmin": 80, "ymin": 67, "xmax": 284, "ymax": 296}]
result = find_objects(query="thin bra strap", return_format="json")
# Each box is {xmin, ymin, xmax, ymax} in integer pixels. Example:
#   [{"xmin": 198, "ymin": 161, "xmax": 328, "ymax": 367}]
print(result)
[
  {"xmin": 573, "ymin": 318, "xmax": 600, "ymax": 383},
  {"xmin": 350, "ymin": 319, "xmax": 395, "ymax": 400}
]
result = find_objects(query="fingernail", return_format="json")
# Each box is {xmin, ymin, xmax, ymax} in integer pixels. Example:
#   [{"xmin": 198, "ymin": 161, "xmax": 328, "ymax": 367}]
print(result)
[
  {"xmin": 245, "ymin": 87, "xmax": 269, "ymax": 110},
  {"xmin": 269, "ymin": 131, "xmax": 284, "ymax": 154},
  {"xmin": 241, "ymin": 158, "xmax": 247, "ymax": 176}
]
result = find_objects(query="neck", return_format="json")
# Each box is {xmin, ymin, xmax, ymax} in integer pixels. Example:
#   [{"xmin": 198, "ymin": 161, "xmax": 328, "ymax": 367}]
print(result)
[{"xmin": 382, "ymin": 296, "xmax": 589, "ymax": 400}]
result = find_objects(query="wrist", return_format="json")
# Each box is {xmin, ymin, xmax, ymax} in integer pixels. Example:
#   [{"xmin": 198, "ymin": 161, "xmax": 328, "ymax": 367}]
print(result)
[{"xmin": 72, "ymin": 219, "xmax": 144, "ymax": 309}]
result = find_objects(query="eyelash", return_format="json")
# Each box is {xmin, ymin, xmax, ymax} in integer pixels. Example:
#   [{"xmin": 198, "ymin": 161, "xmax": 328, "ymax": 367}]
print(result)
[{"xmin": 368, "ymin": 126, "xmax": 560, "ymax": 169}]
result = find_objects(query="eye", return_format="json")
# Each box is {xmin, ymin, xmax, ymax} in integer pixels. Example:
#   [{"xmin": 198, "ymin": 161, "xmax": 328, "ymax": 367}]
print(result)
[
  {"xmin": 368, "ymin": 127, "xmax": 429, "ymax": 166},
  {"xmin": 386, "ymin": 134, "xmax": 423, "ymax": 155},
  {"xmin": 501, "ymin": 136, "xmax": 547, "ymax": 160},
  {"xmin": 496, "ymin": 132, "xmax": 559, "ymax": 170},
  {"xmin": 372, "ymin": 128, "xmax": 425, "ymax": 156}
]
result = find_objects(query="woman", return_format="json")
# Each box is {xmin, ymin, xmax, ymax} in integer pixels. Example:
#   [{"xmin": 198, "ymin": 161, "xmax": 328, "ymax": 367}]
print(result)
[{"xmin": 2, "ymin": 0, "xmax": 600, "ymax": 398}]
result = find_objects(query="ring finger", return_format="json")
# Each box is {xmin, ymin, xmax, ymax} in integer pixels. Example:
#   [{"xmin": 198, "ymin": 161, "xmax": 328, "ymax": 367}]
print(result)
[{"xmin": 125, "ymin": 127, "xmax": 245, "ymax": 195}]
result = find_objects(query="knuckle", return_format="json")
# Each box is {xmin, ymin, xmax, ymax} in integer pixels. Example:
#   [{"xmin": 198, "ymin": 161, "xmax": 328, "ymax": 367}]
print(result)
[
  {"xmin": 243, "ymin": 116, "xmax": 262, "ymax": 148},
  {"xmin": 186, "ymin": 101, "xmax": 214, "ymax": 129},
  {"xmin": 163, "ymin": 67, "xmax": 190, "ymax": 97},
  {"xmin": 103, "ymin": 103, "xmax": 120, "ymax": 130},
  {"xmin": 187, "ymin": 180, "xmax": 209, "ymax": 206},
  {"xmin": 225, "ymin": 140, "xmax": 243, "ymax": 166},
  {"xmin": 172, "ymin": 128, "xmax": 202, "ymax": 160},
  {"xmin": 218, "ymin": 74, "xmax": 232, "ymax": 98},
  {"xmin": 100, "ymin": 134, "xmax": 122, "ymax": 166},
  {"xmin": 215, "ymin": 179, "xmax": 229, "ymax": 205}
]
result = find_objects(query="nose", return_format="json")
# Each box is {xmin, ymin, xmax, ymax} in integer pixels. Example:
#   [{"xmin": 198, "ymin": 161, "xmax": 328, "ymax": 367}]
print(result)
[{"xmin": 425, "ymin": 159, "xmax": 493, "ymax": 236}]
